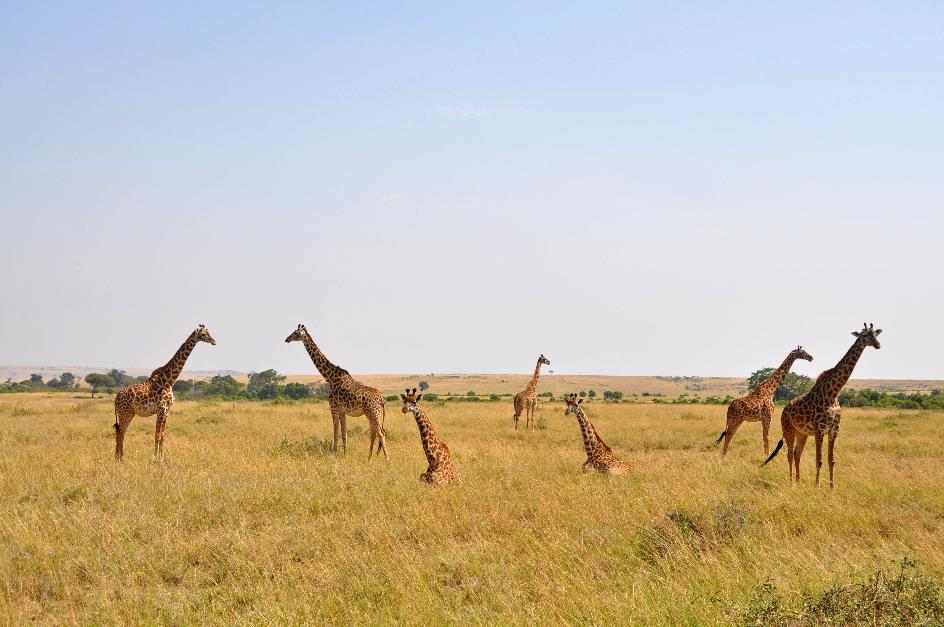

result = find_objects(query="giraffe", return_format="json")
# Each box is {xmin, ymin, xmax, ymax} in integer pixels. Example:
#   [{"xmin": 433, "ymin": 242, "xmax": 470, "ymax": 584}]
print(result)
[
  {"xmin": 564, "ymin": 394, "xmax": 630, "ymax": 475},
  {"xmin": 285, "ymin": 324, "xmax": 387, "ymax": 458},
  {"xmin": 113, "ymin": 324, "xmax": 216, "ymax": 460},
  {"xmin": 763, "ymin": 323, "xmax": 882, "ymax": 488},
  {"xmin": 714, "ymin": 345, "xmax": 814, "ymax": 457},
  {"xmin": 401, "ymin": 387, "xmax": 460, "ymax": 485},
  {"xmin": 513, "ymin": 354, "xmax": 551, "ymax": 430}
]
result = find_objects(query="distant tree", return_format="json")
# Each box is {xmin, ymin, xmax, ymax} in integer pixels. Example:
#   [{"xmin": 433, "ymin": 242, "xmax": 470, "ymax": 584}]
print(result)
[
  {"xmin": 747, "ymin": 368, "xmax": 813, "ymax": 402},
  {"xmin": 603, "ymin": 391, "xmax": 624, "ymax": 401},
  {"xmin": 283, "ymin": 382, "xmax": 311, "ymax": 400},
  {"xmin": 587, "ymin": 390, "xmax": 597, "ymax": 398},
  {"xmin": 467, "ymin": 391, "xmax": 476, "ymax": 397},
  {"xmin": 107, "ymin": 369, "xmax": 131, "ymax": 387},
  {"xmin": 489, "ymin": 394, "xmax": 501, "ymax": 401},
  {"xmin": 248, "ymin": 369, "xmax": 286, "ymax": 393},
  {"xmin": 578, "ymin": 390, "xmax": 587, "ymax": 397},
  {"xmin": 30, "ymin": 373, "xmax": 44, "ymax": 385},
  {"xmin": 419, "ymin": 381, "xmax": 430, "ymax": 392},
  {"xmin": 423, "ymin": 393, "xmax": 438, "ymax": 401},
  {"xmin": 85, "ymin": 373, "xmax": 115, "ymax": 397},
  {"xmin": 310, "ymin": 382, "xmax": 331, "ymax": 398},
  {"xmin": 205, "ymin": 375, "xmax": 243, "ymax": 397},
  {"xmin": 173, "ymin": 379, "xmax": 195, "ymax": 394},
  {"xmin": 47, "ymin": 372, "xmax": 77, "ymax": 389}
]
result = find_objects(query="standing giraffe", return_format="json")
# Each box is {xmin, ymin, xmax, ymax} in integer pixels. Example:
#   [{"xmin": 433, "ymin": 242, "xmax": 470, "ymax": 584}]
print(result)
[
  {"xmin": 564, "ymin": 394, "xmax": 630, "ymax": 475},
  {"xmin": 714, "ymin": 345, "xmax": 814, "ymax": 457},
  {"xmin": 401, "ymin": 387, "xmax": 460, "ymax": 485},
  {"xmin": 763, "ymin": 323, "xmax": 882, "ymax": 488},
  {"xmin": 113, "ymin": 324, "xmax": 216, "ymax": 460},
  {"xmin": 513, "ymin": 354, "xmax": 551, "ymax": 430},
  {"xmin": 285, "ymin": 324, "xmax": 387, "ymax": 458}
]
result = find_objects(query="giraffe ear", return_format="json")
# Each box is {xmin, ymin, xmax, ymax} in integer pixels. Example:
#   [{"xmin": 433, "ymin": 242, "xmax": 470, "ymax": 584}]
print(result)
[
  {"xmin": 416, "ymin": 394, "xmax": 423, "ymax": 402},
  {"xmin": 874, "ymin": 329, "xmax": 882, "ymax": 335},
  {"xmin": 400, "ymin": 394, "xmax": 406, "ymax": 401},
  {"xmin": 578, "ymin": 398, "xmax": 583, "ymax": 404},
  {"xmin": 851, "ymin": 331, "xmax": 860, "ymax": 337}
]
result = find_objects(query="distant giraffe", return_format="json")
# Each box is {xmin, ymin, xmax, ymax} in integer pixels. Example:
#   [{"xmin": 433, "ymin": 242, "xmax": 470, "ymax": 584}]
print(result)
[
  {"xmin": 113, "ymin": 325, "xmax": 216, "ymax": 460},
  {"xmin": 285, "ymin": 324, "xmax": 387, "ymax": 458},
  {"xmin": 401, "ymin": 387, "xmax": 460, "ymax": 485},
  {"xmin": 763, "ymin": 323, "xmax": 882, "ymax": 488},
  {"xmin": 564, "ymin": 394, "xmax": 630, "ymax": 475},
  {"xmin": 513, "ymin": 354, "xmax": 550, "ymax": 430},
  {"xmin": 715, "ymin": 345, "xmax": 814, "ymax": 457}
]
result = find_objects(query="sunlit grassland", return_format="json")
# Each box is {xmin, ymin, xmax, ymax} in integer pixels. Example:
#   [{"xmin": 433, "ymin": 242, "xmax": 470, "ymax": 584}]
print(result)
[{"xmin": 1, "ymin": 392, "xmax": 942, "ymax": 624}]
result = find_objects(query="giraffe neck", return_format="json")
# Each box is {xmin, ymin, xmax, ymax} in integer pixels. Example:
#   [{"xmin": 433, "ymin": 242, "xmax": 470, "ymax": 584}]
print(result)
[
  {"xmin": 574, "ymin": 407, "xmax": 604, "ymax": 457},
  {"xmin": 751, "ymin": 353, "xmax": 799, "ymax": 400},
  {"xmin": 410, "ymin": 406, "xmax": 438, "ymax": 465},
  {"xmin": 524, "ymin": 359, "xmax": 544, "ymax": 393},
  {"xmin": 154, "ymin": 332, "xmax": 199, "ymax": 387},
  {"xmin": 301, "ymin": 333, "xmax": 348, "ymax": 387},
  {"xmin": 816, "ymin": 338, "xmax": 868, "ymax": 400}
]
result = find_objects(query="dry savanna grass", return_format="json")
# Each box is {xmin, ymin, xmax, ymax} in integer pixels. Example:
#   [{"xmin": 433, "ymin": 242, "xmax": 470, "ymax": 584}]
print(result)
[{"xmin": 1, "ymin": 392, "xmax": 943, "ymax": 624}]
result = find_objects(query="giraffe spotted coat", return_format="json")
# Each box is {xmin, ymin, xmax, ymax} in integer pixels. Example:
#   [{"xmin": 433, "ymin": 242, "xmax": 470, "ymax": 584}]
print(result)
[
  {"xmin": 565, "ymin": 394, "xmax": 630, "ymax": 475},
  {"xmin": 764, "ymin": 323, "xmax": 882, "ymax": 489},
  {"xmin": 513, "ymin": 354, "xmax": 550, "ymax": 430},
  {"xmin": 401, "ymin": 388, "xmax": 460, "ymax": 485},
  {"xmin": 113, "ymin": 325, "xmax": 216, "ymax": 460}
]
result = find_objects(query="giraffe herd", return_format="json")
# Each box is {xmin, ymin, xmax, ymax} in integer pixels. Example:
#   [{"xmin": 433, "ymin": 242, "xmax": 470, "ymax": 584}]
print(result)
[{"xmin": 113, "ymin": 322, "xmax": 883, "ymax": 489}]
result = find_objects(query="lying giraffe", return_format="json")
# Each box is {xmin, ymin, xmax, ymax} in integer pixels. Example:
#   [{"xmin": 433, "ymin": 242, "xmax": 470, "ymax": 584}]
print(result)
[
  {"xmin": 401, "ymin": 387, "xmax": 460, "ymax": 485},
  {"xmin": 513, "ymin": 354, "xmax": 550, "ymax": 430},
  {"xmin": 763, "ymin": 323, "xmax": 882, "ymax": 489},
  {"xmin": 715, "ymin": 345, "xmax": 813, "ymax": 457},
  {"xmin": 564, "ymin": 394, "xmax": 630, "ymax": 475},
  {"xmin": 114, "ymin": 324, "xmax": 216, "ymax": 460},
  {"xmin": 285, "ymin": 324, "xmax": 387, "ymax": 458}
]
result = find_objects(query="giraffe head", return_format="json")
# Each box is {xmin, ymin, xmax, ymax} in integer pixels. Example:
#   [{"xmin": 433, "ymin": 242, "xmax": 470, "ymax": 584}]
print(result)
[
  {"xmin": 195, "ymin": 324, "xmax": 217, "ymax": 345},
  {"xmin": 401, "ymin": 387, "xmax": 422, "ymax": 413},
  {"xmin": 791, "ymin": 345, "xmax": 814, "ymax": 362},
  {"xmin": 538, "ymin": 354, "xmax": 551, "ymax": 366},
  {"xmin": 851, "ymin": 322, "xmax": 882, "ymax": 349},
  {"xmin": 564, "ymin": 393, "xmax": 583, "ymax": 416},
  {"xmin": 285, "ymin": 323, "xmax": 308, "ymax": 344}
]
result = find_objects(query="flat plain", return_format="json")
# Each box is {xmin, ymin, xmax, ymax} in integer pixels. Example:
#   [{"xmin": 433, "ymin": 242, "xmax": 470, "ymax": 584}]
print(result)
[{"xmin": 1, "ymin": 392, "xmax": 943, "ymax": 624}]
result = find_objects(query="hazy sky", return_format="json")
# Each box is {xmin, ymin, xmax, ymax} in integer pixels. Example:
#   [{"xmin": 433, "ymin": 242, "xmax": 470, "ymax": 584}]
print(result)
[{"xmin": 2, "ymin": 3, "xmax": 942, "ymax": 379}]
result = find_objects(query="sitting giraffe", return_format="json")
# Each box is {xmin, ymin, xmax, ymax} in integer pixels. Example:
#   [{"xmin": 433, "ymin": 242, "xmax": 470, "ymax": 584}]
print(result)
[
  {"xmin": 401, "ymin": 388, "xmax": 460, "ymax": 485},
  {"xmin": 285, "ymin": 324, "xmax": 387, "ymax": 458},
  {"xmin": 763, "ymin": 323, "xmax": 882, "ymax": 489},
  {"xmin": 113, "ymin": 324, "xmax": 216, "ymax": 460},
  {"xmin": 715, "ymin": 345, "xmax": 813, "ymax": 457},
  {"xmin": 564, "ymin": 394, "xmax": 630, "ymax": 475},
  {"xmin": 513, "ymin": 353, "xmax": 550, "ymax": 430}
]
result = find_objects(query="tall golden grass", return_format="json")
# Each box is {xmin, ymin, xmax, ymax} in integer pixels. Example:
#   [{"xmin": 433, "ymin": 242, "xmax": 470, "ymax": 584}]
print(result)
[{"xmin": 1, "ymin": 392, "xmax": 942, "ymax": 623}]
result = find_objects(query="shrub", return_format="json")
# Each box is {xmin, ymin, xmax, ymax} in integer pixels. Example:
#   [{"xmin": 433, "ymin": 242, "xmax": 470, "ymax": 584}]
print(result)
[
  {"xmin": 489, "ymin": 394, "xmax": 501, "ymax": 401},
  {"xmin": 283, "ymin": 382, "xmax": 311, "ymax": 400}
]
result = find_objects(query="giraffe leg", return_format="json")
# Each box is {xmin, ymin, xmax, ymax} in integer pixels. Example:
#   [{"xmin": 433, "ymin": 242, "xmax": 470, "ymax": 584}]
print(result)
[
  {"xmin": 793, "ymin": 434, "xmax": 808, "ymax": 483},
  {"xmin": 328, "ymin": 402, "xmax": 343, "ymax": 453},
  {"xmin": 761, "ymin": 408, "xmax": 773, "ymax": 457},
  {"xmin": 340, "ymin": 414, "xmax": 348, "ymax": 455},
  {"xmin": 784, "ymin": 429, "xmax": 795, "ymax": 482},
  {"xmin": 814, "ymin": 432, "xmax": 824, "ymax": 487},
  {"xmin": 721, "ymin": 416, "xmax": 742, "ymax": 458},
  {"xmin": 366, "ymin": 406, "xmax": 388, "ymax": 460},
  {"xmin": 828, "ymin": 432, "xmax": 837, "ymax": 490},
  {"xmin": 154, "ymin": 409, "xmax": 168, "ymax": 460},
  {"xmin": 114, "ymin": 406, "xmax": 134, "ymax": 460}
]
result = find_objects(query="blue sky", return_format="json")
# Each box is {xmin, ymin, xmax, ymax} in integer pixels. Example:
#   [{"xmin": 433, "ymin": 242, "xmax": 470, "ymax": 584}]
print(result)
[{"xmin": 1, "ymin": 2, "xmax": 941, "ymax": 378}]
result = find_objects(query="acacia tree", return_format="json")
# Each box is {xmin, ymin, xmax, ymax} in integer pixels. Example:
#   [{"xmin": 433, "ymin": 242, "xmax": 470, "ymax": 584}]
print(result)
[
  {"xmin": 747, "ymin": 368, "xmax": 813, "ymax": 402},
  {"xmin": 84, "ymin": 373, "xmax": 115, "ymax": 398}
]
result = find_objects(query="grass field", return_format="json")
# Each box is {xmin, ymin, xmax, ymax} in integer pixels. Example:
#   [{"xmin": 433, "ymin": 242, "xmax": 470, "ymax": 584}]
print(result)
[{"xmin": 1, "ymin": 392, "xmax": 943, "ymax": 624}]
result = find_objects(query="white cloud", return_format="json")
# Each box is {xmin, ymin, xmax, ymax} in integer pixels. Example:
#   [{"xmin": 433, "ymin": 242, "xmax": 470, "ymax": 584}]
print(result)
[{"xmin": 381, "ymin": 192, "xmax": 401, "ymax": 201}]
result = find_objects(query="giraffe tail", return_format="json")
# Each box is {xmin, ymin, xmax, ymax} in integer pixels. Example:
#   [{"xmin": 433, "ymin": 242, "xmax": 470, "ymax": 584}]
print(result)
[
  {"xmin": 761, "ymin": 439, "xmax": 784, "ymax": 466},
  {"xmin": 713, "ymin": 430, "xmax": 726, "ymax": 446},
  {"xmin": 113, "ymin": 404, "xmax": 119, "ymax": 433}
]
